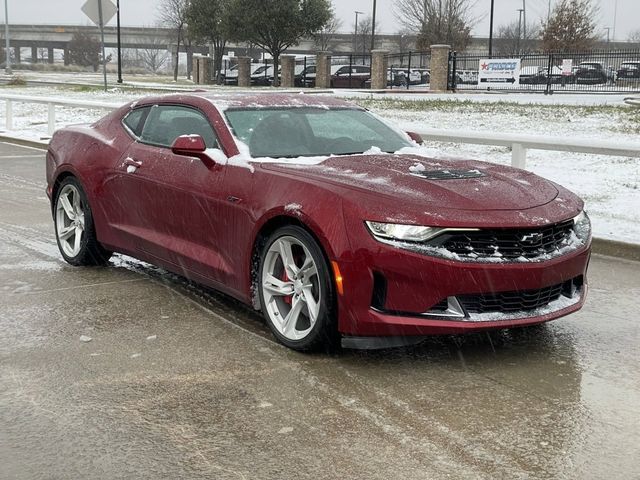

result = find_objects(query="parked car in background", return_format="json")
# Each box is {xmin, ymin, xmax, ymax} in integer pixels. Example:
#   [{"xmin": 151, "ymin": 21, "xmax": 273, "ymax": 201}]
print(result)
[
  {"xmin": 295, "ymin": 65, "xmax": 317, "ymax": 87},
  {"xmin": 616, "ymin": 61, "xmax": 640, "ymax": 85},
  {"xmin": 330, "ymin": 65, "xmax": 371, "ymax": 88},
  {"xmin": 576, "ymin": 62, "xmax": 611, "ymax": 85},
  {"xmin": 223, "ymin": 63, "xmax": 268, "ymax": 86},
  {"xmin": 251, "ymin": 65, "xmax": 274, "ymax": 86},
  {"xmin": 519, "ymin": 66, "xmax": 546, "ymax": 85},
  {"xmin": 415, "ymin": 68, "xmax": 430, "ymax": 84},
  {"xmin": 387, "ymin": 67, "xmax": 422, "ymax": 87},
  {"xmin": 459, "ymin": 70, "xmax": 479, "ymax": 84}
]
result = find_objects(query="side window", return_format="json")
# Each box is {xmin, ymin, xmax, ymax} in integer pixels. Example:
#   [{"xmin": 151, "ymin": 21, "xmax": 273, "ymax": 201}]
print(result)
[
  {"xmin": 122, "ymin": 107, "xmax": 149, "ymax": 138},
  {"xmin": 337, "ymin": 67, "xmax": 350, "ymax": 75},
  {"xmin": 139, "ymin": 105, "xmax": 219, "ymax": 149}
]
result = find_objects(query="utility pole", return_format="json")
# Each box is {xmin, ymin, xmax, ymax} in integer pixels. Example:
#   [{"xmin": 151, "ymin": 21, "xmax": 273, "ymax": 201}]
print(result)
[
  {"xmin": 4, "ymin": 0, "xmax": 10, "ymax": 75},
  {"xmin": 116, "ymin": 0, "xmax": 122, "ymax": 83},
  {"xmin": 489, "ymin": 0, "xmax": 495, "ymax": 57},
  {"xmin": 613, "ymin": 0, "xmax": 618, "ymax": 41},
  {"xmin": 517, "ymin": 9, "xmax": 524, "ymax": 54},
  {"xmin": 370, "ymin": 0, "xmax": 377, "ymax": 52},
  {"xmin": 354, "ymin": 11, "xmax": 363, "ymax": 54}
]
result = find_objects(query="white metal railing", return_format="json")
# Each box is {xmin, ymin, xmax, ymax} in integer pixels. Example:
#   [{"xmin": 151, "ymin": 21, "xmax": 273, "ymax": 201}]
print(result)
[
  {"xmin": 1, "ymin": 94, "xmax": 639, "ymax": 169},
  {"xmin": 415, "ymin": 129, "xmax": 640, "ymax": 169},
  {"xmin": 1, "ymin": 94, "xmax": 120, "ymax": 136},
  {"xmin": 625, "ymin": 96, "xmax": 640, "ymax": 107}
]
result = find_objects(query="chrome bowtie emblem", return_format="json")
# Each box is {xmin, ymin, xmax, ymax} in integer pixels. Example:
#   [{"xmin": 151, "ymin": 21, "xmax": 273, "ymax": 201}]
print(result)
[{"xmin": 521, "ymin": 232, "xmax": 543, "ymax": 244}]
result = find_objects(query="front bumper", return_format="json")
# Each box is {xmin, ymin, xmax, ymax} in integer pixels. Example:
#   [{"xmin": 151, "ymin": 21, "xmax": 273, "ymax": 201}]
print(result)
[{"xmin": 336, "ymin": 238, "xmax": 591, "ymax": 337}]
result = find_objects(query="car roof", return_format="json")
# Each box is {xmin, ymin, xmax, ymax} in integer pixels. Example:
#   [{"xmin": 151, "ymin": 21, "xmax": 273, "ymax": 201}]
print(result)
[{"xmin": 133, "ymin": 93, "xmax": 358, "ymax": 110}]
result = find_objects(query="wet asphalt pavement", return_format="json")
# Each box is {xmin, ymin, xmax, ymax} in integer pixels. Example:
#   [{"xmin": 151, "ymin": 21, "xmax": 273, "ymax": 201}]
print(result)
[{"xmin": 1, "ymin": 142, "xmax": 639, "ymax": 480}]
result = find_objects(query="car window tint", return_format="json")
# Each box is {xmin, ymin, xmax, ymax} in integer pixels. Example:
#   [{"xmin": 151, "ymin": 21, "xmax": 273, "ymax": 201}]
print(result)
[
  {"xmin": 123, "ymin": 107, "xmax": 149, "ymax": 137},
  {"xmin": 140, "ymin": 105, "xmax": 218, "ymax": 149}
]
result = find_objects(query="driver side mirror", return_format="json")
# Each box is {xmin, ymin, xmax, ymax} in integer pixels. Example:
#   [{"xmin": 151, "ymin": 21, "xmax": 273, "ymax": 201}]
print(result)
[
  {"xmin": 406, "ymin": 132, "xmax": 424, "ymax": 145},
  {"xmin": 171, "ymin": 135, "xmax": 216, "ymax": 166}
]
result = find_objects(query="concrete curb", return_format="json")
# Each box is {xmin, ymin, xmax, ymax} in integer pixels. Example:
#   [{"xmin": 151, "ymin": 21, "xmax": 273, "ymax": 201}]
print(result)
[
  {"xmin": 592, "ymin": 238, "xmax": 640, "ymax": 262},
  {"xmin": 0, "ymin": 135, "xmax": 638, "ymax": 262},
  {"xmin": 0, "ymin": 135, "xmax": 49, "ymax": 150}
]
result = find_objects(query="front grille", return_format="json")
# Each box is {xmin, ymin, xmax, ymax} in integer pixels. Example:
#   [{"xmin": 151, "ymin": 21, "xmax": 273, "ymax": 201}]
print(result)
[
  {"xmin": 433, "ymin": 219, "xmax": 574, "ymax": 260},
  {"xmin": 456, "ymin": 277, "xmax": 582, "ymax": 314}
]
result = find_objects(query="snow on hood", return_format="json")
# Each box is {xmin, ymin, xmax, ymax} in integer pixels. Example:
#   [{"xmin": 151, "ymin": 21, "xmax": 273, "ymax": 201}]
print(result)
[{"xmin": 260, "ymin": 153, "xmax": 561, "ymax": 213}]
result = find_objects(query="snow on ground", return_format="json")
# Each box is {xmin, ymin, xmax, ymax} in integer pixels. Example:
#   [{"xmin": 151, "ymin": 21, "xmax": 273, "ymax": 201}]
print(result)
[{"xmin": 1, "ymin": 84, "xmax": 638, "ymax": 244}]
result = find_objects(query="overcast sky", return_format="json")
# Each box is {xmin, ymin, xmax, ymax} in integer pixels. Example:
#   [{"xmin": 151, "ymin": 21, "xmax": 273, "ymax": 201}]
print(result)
[{"xmin": 1, "ymin": 0, "xmax": 637, "ymax": 42}]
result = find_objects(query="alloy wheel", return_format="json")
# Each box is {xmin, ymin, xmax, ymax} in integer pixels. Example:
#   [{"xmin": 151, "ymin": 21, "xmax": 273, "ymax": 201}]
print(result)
[
  {"xmin": 261, "ymin": 236, "xmax": 322, "ymax": 341},
  {"xmin": 55, "ymin": 184, "xmax": 85, "ymax": 258}
]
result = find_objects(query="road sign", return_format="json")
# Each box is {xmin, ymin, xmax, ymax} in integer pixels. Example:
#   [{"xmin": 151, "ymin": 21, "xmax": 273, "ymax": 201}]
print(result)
[
  {"xmin": 81, "ymin": 0, "xmax": 117, "ymax": 27},
  {"xmin": 478, "ymin": 59, "xmax": 521, "ymax": 87}
]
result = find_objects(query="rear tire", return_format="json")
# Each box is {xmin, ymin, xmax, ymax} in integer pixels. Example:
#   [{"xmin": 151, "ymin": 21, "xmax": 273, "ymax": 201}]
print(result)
[
  {"xmin": 258, "ymin": 226, "xmax": 336, "ymax": 351},
  {"xmin": 54, "ymin": 177, "xmax": 112, "ymax": 266}
]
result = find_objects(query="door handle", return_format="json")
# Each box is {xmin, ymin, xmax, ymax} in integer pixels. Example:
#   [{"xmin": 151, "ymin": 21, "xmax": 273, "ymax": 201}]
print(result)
[{"xmin": 124, "ymin": 157, "xmax": 142, "ymax": 173}]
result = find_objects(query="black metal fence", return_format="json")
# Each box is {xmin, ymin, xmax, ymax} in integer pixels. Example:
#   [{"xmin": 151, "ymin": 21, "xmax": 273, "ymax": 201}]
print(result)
[{"xmin": 449, "ymin": 49, "xmax": 640, "ymax": 94}]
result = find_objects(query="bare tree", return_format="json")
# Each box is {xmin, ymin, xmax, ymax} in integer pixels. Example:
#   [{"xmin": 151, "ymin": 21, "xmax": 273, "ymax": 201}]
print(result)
[
  {"xmin": 394, "ymin": 0, "xmax": 474, "ymax": 51},
  {"xmin": 393, "ymin": 29, "xmax": 415, "ymax": 53},
  {"xmin": 541, "ymin": 0, "xmax": 598, "ymax": 52},
  {"xmin": 139, "ymin": 44, "xmax": 170, "ymax": 74},
  {"xmin": 312, "ymin": 10, "xmax": 342, "ymax": 51},
  {"xmin": 496, "ymin": 20, "xmax": 540, "ymax": 55},
  {"xmin": 158, "ymin": 0, "xmax": 189, "ymax": 81},
  {"xmin": 629, "ymin": 29, "xmax": 640, "ymax": 45}
]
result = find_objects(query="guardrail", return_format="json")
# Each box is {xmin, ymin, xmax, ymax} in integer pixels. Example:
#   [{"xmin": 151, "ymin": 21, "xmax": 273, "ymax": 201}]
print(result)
[
  {"xmin": 1, "ymin": 94, "xmax": 120, "ymax": 136},
  {"xmin": 415, "ymin": 128, "xmax": 640, "ymax": 169},
  {"xmin": 1, "ymin": 94, "xmax": 639, "ymax": 169}
]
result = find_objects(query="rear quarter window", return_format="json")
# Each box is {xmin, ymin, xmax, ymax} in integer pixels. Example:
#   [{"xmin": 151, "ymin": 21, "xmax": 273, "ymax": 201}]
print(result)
[{"xmin": 122, "ymin": 107, "xmax": 149, "ymax": 138}]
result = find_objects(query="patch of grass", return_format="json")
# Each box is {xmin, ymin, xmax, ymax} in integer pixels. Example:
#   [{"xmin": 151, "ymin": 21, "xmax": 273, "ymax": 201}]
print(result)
[{"xmin": 350, "ymin": 96, "xmax": 640, "ymax": 136}]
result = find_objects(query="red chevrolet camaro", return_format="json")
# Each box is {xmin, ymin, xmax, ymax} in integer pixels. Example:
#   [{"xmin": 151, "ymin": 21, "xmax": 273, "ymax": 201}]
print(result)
[{"xmin": 46, "ymin": 93, "xmax": 591, "ymax": 350}]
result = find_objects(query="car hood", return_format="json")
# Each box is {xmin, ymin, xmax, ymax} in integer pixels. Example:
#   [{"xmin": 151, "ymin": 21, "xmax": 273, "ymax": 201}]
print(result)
[{"xmin": 260, "ymin": 153, "xmax": 559, "ymax": 212}]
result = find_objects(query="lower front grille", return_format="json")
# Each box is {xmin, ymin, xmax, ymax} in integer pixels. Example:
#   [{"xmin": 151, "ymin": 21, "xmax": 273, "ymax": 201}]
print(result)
[{"xmin": 456, "ymin": 277, "xmax": 583, "ymax": 314}]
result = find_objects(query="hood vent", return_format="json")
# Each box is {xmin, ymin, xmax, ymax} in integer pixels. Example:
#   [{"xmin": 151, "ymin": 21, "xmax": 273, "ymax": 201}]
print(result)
[{"xmin": 410, "ymin": 169, "xmax": 486, "ymax": 180}]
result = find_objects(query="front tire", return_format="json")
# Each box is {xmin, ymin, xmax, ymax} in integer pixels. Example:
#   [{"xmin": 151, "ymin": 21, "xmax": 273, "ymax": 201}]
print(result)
[
  {"xmin": 258, "ymin": 226, "xmax": 336, "ymax": 351},
  {"xmin": 54, "ymin": 177, "xmax": 112, "ymax": 266}
]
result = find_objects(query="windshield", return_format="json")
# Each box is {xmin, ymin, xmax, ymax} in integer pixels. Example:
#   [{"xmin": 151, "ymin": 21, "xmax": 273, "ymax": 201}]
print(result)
[{"xmin": 225, "ymin": 107, "xmax": 412, "ymax": 158}]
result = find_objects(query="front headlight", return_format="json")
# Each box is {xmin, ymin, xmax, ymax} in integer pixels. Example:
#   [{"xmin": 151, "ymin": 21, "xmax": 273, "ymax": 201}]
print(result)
[
  {"xmin": 572, "ymin": 211, "xmax": 591, "ymax": 242},
  {"xmin": 365, "ymin": 221, "xmax": 444, "ymax": 242}
]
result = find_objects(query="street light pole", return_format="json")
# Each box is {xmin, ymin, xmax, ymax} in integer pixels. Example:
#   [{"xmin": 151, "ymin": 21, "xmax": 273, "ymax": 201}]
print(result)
[
  {"xmin": 370, "ymin": 0, "xmax": 377, "ymax": 52},
  {"xmin": 488, "ymin": 0, "xmax": 495, "ymax": 57},
  {"xmin": 4, "ymin": 0, "xmax": 11, "ymax": 75},
  {"xmin": 354, "ymin": 11, "xmax": 364, "ymax": 54},
  {"xmin": 116, "ymin": 0, "xmax": 122, "ymax": 83},
  {"xmin": 522, "ymin": 0, "xmax": 527, "ymax": 52}
]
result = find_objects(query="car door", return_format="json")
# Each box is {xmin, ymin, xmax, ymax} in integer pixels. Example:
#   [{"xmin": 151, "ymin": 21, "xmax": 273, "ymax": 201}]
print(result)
[{"xmin": 108, "ymin": 104, "xmax": 230, "ymax": 283}]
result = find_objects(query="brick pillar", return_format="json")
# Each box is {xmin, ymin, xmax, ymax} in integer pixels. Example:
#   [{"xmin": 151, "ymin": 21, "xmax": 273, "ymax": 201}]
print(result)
[
  {"xmin": 64, "ymin": 47, "xmax": 70, "ymax": 65},
  {"xmin": 48, "ymin": 47, "xmax": 55, "ymax": 64},
  {"xmin": 199, "ymin": 56, "xmax": 213, "ymax": 85},
  {"xmin": 14, "ymin": 47, "xmax": 21, "ymax": 64},
  {"xmin": 370, "ymin": 50, "xmax": 389, "ymax": 90},
  {"xmin": 31, "ymin": 46, "xmax": 38, "ymax": 63},
  {"xmin": 315, "ymin": 51, "xmax": 331, "ymax": 89},
  {"xmin": 237, "ymin": 56, "xmax": 251, "ymax": 87},
  {"xmin": 280, "ymin": 55, "xmax": 295, "ymax": 88},
  {"xmin": 430, "ymin": 44, "xmax": 451, "ymax": 92}
]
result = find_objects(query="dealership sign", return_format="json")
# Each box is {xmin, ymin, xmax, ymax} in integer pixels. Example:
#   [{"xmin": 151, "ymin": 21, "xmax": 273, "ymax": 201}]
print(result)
[{"xmin": 478, "ymin": 59, "xmax": 521, "ymax": 87}]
